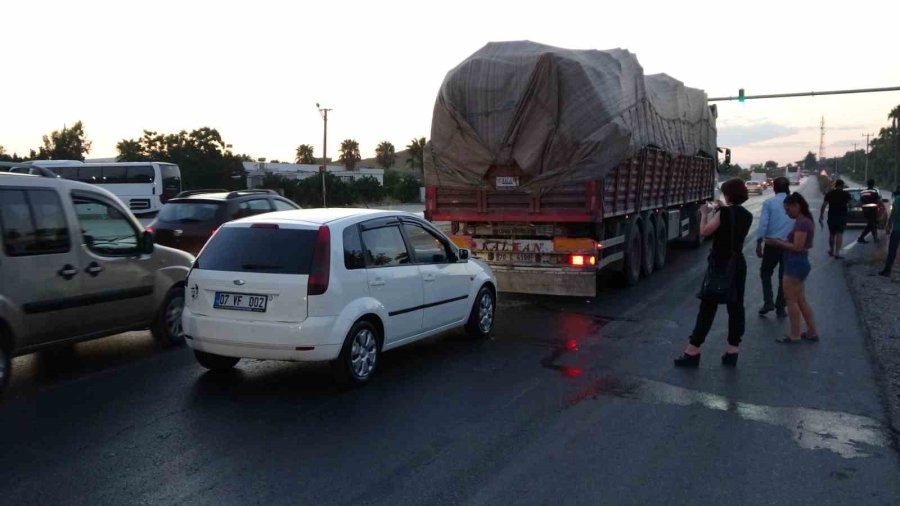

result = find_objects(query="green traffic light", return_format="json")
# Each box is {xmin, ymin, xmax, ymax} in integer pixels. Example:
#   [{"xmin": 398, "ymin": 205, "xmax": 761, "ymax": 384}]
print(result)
[{"xmin": 738, "ymin": 88, "xmax": 745, "ymax": 103}]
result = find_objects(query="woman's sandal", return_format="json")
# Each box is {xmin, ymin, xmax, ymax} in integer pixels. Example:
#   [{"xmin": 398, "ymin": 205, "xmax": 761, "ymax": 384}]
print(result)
[
  {"xmin": 775, "ymin": 335, "xmax": 802, "ymax": 344},
  {"xmin": 801, "ymin": 332, "xmax": 820, "ymax": 342}
]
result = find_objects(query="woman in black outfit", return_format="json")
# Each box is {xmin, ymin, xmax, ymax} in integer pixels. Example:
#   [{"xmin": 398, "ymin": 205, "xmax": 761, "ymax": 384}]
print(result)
[{"xmin": 675, "ymin": 178, "xmax": 753, "ymax": 368}]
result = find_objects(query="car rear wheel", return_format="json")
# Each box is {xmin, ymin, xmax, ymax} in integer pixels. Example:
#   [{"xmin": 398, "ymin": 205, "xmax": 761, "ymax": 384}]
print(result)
[
  {"xmin": 194, "ymin": 350, "xmax": 240, "ymax": 371},
  {"xmin": 334, "ymin": 320, "xmax": 381, "ymax": 386},
  {"xmin": 465, "ymin": 285, "xmax": 496, "ymax": 338},
  {"xmin": 151, "ymin": 286, "xmax": 185, "ymax": 346}
]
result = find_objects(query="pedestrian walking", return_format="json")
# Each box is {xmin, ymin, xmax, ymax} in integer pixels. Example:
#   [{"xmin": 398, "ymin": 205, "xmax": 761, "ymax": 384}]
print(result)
[
  {"xmin": 857, "ymin": 179, "xmax": 881, "ymax": 244},
  {"xmin": 878, "ymin": 185, "xmax": 900, "ymax": 277},
  {"xmin": 675, "ymin": 178, "xmax": 752, "ymax": 368},
  {"xmin": 819, "ymin": 179, "xmax": 851, "ymax": 258},
  {"xmin": 756, "ymin": 176, "xmax": 793, "ymax": 317},
  {"xmin": 767, "ymin": 192, "xmax": 819, "ymax": 343}
]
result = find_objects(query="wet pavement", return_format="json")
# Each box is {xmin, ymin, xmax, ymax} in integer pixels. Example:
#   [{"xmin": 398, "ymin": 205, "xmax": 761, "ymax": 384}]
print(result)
[{"xmin": 2, "ymin": 179, "xmax": 898, "ymax": 505}]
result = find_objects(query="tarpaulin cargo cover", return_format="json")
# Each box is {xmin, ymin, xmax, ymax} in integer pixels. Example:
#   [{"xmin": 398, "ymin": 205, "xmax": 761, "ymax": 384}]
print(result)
[{"xmin": 426, "ymin": 41, "xmax": 717, "ymax": 192}]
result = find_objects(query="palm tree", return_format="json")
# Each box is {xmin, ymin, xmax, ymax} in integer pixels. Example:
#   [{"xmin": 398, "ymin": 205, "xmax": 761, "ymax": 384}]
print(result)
[
  {"xmin": 295, "ymin": 144, "xmax": 317, "ymax": 164},
  {"xmin": 375, "ymin": 141, "xmax": 396, "ymax": 170},
  {"xmin": 406, "ymin": 137, "xmax": 427, "ymax": 175},
  {"xmin": 339, "ymin": 139, "xmax": 361, "ymax": 170}
]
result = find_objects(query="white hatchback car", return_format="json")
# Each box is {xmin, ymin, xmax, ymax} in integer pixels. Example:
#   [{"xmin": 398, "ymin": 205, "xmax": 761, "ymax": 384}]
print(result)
[{"xmin": 182, "ymin": 209, "xmax": 497, "ymax": 384}]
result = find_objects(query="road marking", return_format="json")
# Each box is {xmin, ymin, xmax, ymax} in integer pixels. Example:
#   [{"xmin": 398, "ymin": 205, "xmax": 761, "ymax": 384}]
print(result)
[{"xmin": 567, "ymin": 375, "xmax": 889, "ymax": 459}]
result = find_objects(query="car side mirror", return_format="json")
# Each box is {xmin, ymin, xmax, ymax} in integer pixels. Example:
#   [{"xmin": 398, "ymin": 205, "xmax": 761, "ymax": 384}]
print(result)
[
  {"xmin": 458, "ymin": 248, "xmax": 470, "ymax": 261},
  {"xmin": 141, "ymin": 230, "xmax": 155, "ymax": 255}
]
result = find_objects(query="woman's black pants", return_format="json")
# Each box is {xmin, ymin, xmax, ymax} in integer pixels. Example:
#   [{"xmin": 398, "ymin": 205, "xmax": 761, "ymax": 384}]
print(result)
[{"xmin": 690, "ymin": 299, "xmax": 745, "ymax": 347}]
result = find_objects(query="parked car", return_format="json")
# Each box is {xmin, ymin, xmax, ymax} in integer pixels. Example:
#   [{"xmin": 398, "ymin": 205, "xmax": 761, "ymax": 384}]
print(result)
[
  {"xmin": 0, "ymin": 165, "xmax": 194, "ymax": 391},
  {"xmin": 182, "ymin": 209, "xmax": 498, "ymax": 385},
  {"xmin": 746, "ymin": 181, "xmax": 764, "ymax": 195},
  {"xmin": 148, "ymin": 189, "xmax": 300, "ymax": 255},
  {"xmin": 846, "ymin": 187, "xmax": 890, "ymax": 228}
]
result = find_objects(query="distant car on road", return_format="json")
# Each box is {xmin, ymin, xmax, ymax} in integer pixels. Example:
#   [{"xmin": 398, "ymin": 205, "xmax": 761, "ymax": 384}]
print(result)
[
  {"xmin": 746, "ymin": 180, "xmax": 764, "ymax": 195},
  {"xmin": 182, "ymin": 209, "xmax": 498, "ymax": 385},
  {"xmin": 846, "ymin": 187, "xmax": 890, "ymax": 228},
  {"xmin": 0, "ymin": 164, "xmax": 194, "ymax": 391},
  {"xmin": 147, "ymin": 189, "xmax": 300, "ymax": 255}
]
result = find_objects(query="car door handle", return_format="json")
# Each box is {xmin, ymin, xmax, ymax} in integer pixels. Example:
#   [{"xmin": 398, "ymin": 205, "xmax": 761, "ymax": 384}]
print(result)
[
  {"xmin": 423, "ymin": 273, "xmax": 436, "ymax": 282},
  {"xmin": 57, "ymin": 265, "xmax": 78, "ymax": 280},
  {"xmin": 369, "ymin": 277, "xmax": 386, "ymax": 287},
  {"xmin": 85, "ymin": 262, "xmax": 104, "ymax": 276}
]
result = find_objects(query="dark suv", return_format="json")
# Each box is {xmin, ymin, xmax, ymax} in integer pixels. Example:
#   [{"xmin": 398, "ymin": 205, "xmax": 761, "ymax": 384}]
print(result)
[{"xmin": 148, "ymin": 189, "xmax": 300, "ymax": 255}]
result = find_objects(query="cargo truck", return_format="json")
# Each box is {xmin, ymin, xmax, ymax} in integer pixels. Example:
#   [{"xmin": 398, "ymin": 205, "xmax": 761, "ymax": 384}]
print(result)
[{"xmin": 425, "ymin": 42, "xmax": 720, "ymax": 297}]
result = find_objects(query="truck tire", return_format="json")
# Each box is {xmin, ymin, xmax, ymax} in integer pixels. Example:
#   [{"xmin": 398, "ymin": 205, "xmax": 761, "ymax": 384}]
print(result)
[
  {"xmin": 622, "ymin": 216, "xmax": 642, "ymax": 286},
  {"xmin": 640, "ymin": 216, "xmax": 655, "ymax": 278},
  {"xmin": 653, "ymin": 214, "xmax": 667, "ymax": 270}
]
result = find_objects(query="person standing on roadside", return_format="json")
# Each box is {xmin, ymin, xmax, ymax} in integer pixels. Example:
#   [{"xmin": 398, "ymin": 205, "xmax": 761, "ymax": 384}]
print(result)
[
  {"xmin": 858, "ymin": 179, "xmax": 881, "ymax": 244},
  {"xmin": 878, "ymin": 185, "xmax": 900, "ymax": 277},
  {"xmin": 756, "ymin": 177, "xmax": 793, "ymax": 318},
  {"xmin": 820, "ymin": 179, "xmax": 851, "ymax": 258},
  {"xmin": 768, "ymin": 192, "xmax": 820, "ymax": 343}
]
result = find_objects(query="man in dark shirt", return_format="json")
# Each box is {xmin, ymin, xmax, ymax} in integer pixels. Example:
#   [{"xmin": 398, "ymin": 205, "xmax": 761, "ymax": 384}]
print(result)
[
  {"xmin": 858, "ymin": 179, "xmax": 880, "ymax": 243},
  {"xmin": 820, "ymin": 179, "xmax": 851, "ymax": 258}
]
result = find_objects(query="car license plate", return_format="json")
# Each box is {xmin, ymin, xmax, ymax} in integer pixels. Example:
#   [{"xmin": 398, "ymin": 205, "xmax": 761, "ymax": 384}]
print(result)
[{"xmin": 214, "ymin": 291, "xmax": 268, "ymax": 312}]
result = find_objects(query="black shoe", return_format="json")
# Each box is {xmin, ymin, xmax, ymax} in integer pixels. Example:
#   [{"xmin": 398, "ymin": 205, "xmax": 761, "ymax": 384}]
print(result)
[
  {"xmin": 858, "ymin": 238, "xmax": 869, "ymax": 244},
  {"xmin": 758, "ymin": 304, "xmax": 775, "ymax": 315},
  {"xmin": 776, "ymin": 309, "xmax": 788, "ymax": 318},
  {"xmin": 674, "ymin": 353, "xmax": 700, "ymax": 368},
  {"xmin": 878, "ymin": 270, "xmax": 891, "ymax": 277},
  {"xmin": 721, "ymin": 352, "xmax": 739, "ymax": 367}
]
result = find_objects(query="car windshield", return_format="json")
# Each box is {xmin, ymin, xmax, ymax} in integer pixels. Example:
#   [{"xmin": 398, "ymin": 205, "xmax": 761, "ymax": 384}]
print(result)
[
  {"xmin": 195, "ymin": 226, "xmax": 318, "ymax": 274},
  {"xmin": 158, "ymin": 202, "xmax": 222, "ymax": 223}
]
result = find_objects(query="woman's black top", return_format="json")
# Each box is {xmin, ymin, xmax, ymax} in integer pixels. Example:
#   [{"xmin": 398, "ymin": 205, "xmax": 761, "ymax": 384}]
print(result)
[{"xmin": 710, "ymin": 205, "xmax": 753, "ymax": 267}]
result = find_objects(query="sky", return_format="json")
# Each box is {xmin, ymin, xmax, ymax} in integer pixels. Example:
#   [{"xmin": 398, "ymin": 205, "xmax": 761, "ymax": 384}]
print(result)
[{"xmin": 2, "ymin": 0, "xmax": 899, "ymax": 167}]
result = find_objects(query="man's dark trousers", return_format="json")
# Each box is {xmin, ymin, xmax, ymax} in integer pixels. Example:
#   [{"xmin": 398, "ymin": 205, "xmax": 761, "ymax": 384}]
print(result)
[
  {"xmin": 860, "ymin": 209, "xmax": 879, "ymax": 241},
  {"xmin": 760, "ymin": 244, "xmax": 785, "ymax": 311}
]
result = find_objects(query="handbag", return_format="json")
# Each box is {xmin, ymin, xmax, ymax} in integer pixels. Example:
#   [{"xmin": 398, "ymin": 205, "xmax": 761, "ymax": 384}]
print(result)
[{"xmin": 697, "ymin": 207, "xmax": 740, "ymax": 304}]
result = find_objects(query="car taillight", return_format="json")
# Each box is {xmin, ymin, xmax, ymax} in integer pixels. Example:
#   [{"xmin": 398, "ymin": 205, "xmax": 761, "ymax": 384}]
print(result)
[
  {"xmin": 569, "ymin": 254, "xmax": 596, "ymax": 267},
  {"xmin": 308, "ymin": 225, "xmax": 331, "ymax": 296}
]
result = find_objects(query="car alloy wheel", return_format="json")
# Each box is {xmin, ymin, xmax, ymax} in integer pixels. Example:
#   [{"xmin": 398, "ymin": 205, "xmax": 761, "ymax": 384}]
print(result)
[
  {"xmin": 478, "ymin": 291, "xmax": 494, "ymax": 334},
  {"xmin": 165, "ymin": 295, "xmax": 185, "ymax": 339},
  {"xmin": 350, "ymin": 328, "xmax": 378, "ymax": 380}
]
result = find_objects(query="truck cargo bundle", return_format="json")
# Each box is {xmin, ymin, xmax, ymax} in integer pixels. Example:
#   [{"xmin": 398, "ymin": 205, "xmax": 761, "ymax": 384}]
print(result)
[{"xmin": 425, "ymin": 41, "xmax": 720, "ymax": 297}]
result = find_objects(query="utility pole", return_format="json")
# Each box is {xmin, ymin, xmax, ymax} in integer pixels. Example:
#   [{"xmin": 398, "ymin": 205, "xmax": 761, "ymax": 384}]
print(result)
[
  {"xmin": 852, "ymin": 143, "xmax": 857, "ymax": 175},
  {"xmin": 863, "ymin": 133, "xmax": 872, "ymax": 183},
  {"xmin": 317, "ymin": 103, "xmax": 332, "ymax": 207}
]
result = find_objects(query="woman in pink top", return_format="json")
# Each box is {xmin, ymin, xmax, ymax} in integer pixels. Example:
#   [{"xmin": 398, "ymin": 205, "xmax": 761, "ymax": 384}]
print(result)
[{"xmin": 766, "ymin": 192, "xmax": 819, "ymax": 343}]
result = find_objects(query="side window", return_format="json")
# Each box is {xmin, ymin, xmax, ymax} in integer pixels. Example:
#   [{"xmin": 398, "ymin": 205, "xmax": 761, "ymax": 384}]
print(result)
[
  {"xmin": 78, "ymin": 166, "xmax": 101, "ymax": 183},
  {"xmin": 0, "ymin": 189, "xmax": 70, "ymax": 256},
  {"xmin": 72, "ymin": 194, "xmax": 139, "ymax": 256},
  {"xmin": 101, "ymin": 165, "xmax": 127, "ymax": 184},
  {"xmin": 361, "ymin": 226, "xmax": 410, "ymax": 267},
  {"xmin": 343, "ymin": 225, "xmax": 365, "ymax": 270},
  {"xmin": 403, "ymin": 223, "xmax": 452, "ymax": 264},
  {"xmin": 273, "ymin": 199, "xmax": 298, "ymax": 211},
  {"xmin": 126, "ymin": 165, "xmax": 154, "ymax": 184},
  {"xmin": 233, "ymin": 199, "xmax": 273, "ymax": 219}
]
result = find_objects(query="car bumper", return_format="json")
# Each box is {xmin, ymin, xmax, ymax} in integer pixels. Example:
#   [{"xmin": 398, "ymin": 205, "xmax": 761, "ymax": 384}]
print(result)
[{"xmin": 182, "ymin": 308, "xmax": 342, "ymax": 361}]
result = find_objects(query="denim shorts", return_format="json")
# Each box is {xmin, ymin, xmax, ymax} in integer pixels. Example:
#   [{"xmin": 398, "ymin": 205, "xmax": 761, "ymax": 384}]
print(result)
[{"xmin": 784, "ymin": 251, "xmax": 811, "ymax": 281}]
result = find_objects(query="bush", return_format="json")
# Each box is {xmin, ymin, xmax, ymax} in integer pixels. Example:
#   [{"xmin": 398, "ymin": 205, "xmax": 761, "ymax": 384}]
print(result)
[{"xmin": 261, "ymin": 173, "xmax": 392, "ymax": 208}]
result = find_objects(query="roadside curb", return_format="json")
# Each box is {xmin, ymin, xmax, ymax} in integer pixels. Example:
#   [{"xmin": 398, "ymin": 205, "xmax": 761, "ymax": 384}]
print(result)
[{"xmin": 842, "ymin": 261, "xmax": 900, "ymax": 445}]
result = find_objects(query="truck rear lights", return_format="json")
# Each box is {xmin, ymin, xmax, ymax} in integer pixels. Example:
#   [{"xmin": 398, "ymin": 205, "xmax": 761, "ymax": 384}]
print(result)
[
  {"xmin": 569, "ymin": 254, "xmax": 596, "ymax": 267},
  {"xmin": 308, "ymin": 225, "xmax": 331, "ymax": 296}
]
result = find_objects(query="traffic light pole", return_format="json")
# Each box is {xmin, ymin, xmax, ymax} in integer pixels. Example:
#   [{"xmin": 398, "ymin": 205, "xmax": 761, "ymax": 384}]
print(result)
[{"xmin": 708, "ymin": 86, "xmax": 900, "ymax": 102}]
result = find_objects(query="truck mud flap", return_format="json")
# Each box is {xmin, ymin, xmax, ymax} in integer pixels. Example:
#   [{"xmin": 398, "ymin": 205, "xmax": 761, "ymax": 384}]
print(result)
[{"xmin": 492, "ymin": 267, "xmax": 596, "ymax": 297}]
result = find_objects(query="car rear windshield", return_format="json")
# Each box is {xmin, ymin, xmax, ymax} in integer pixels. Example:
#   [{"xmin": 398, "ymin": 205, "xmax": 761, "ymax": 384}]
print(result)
[
  {"xmin": 195, "ymin": 227, "xmax": 318, "ymax": 274},
  {"xmin": 158, "ymin": 202, "xmax": 222, "ymax": 223}
]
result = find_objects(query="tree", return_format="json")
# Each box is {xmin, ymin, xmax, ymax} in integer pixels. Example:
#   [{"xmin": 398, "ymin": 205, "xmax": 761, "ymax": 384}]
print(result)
[
  {"xmin": 375, "ymin": 141, "xmax": 396, "ymax": 170},
  {"xmin": 34, "ymin": 121, "xmax": 92, "ymax": 161},
  {"xmin": 339, "ymin": 139, "xmax": 361, "ymax": 170},
  {"xmin": 802, "ymin": 151, "xmax": 818, "ymax": 173},
  {"xmin": 116, "ymin": 127, "xmax": 247, "ymax": 190},
  {"xmin": 764, "ymin": 160, "xmax": 778, "ymax": 171},
  {"xmin": 406, "ymin": 137, "xmax": 426, "ymax": 175},
  {"xmin": 295, "ymin": 144, "xmax": 317, "ymax": 164}
]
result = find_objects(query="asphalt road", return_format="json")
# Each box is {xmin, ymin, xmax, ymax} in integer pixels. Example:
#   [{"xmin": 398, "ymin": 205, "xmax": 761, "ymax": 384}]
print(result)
[{"xmin": 2, "ymin": 178, "xmax": 898, "ymax": 505}]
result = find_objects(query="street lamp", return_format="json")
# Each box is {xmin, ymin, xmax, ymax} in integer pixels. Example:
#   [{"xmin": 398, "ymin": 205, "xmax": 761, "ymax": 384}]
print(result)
[{"xmin": 317, "ymin": 102, "xmax": 332, "ymax": 208}]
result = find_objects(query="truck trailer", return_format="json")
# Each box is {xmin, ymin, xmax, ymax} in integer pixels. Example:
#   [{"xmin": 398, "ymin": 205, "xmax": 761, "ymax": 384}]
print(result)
[{"xmin": 425, "ymin": 42, "xmax": 720, "ymax": 297}]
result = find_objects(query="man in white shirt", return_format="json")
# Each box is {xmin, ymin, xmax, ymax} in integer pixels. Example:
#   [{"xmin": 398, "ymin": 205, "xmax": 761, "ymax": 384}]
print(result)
[{"xmin": 755, "ymin": 177, "xmax": 794, "ymax": 317}]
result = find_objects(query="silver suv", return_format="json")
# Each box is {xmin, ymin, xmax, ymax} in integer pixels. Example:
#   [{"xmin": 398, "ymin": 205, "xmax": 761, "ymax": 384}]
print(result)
[{"xmin": 0, "ymin": 166, "xmax": 194, "ymax": 391}]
